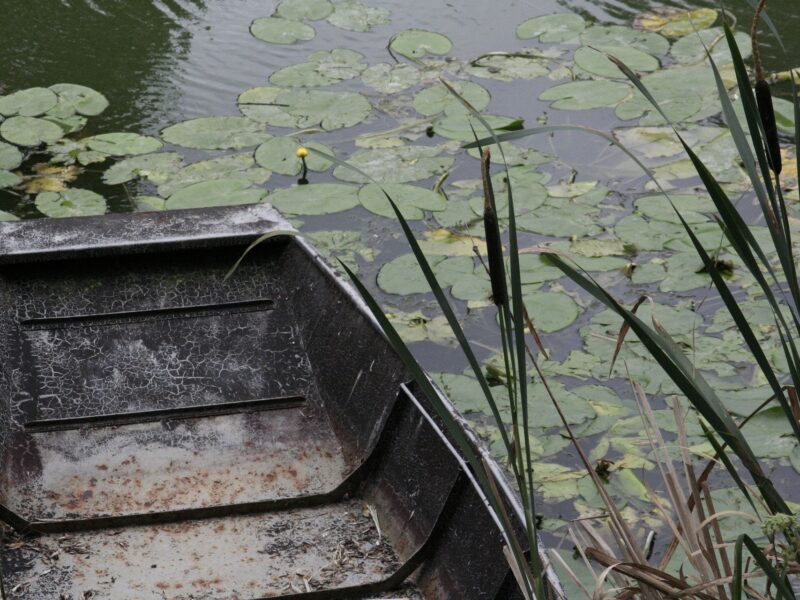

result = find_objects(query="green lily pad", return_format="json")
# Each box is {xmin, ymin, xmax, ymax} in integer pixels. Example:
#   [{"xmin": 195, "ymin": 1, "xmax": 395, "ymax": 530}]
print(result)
[
  {"xmin": 360, "ymin": 63, "xmax": 420, "ymax": 94},
  {"xmin": 237, "ymin": 87, "xmax": 298, "ymax": 127},
  {"xmin": 732, "ymin": 94, "xmax": 795, "ymax": 134},
  {"xmin": 539, "ymin": 80, "xmax": 631, "ymax": 110},
  {"xmin": 276, "ymin": 0, "xmax": 333, "ymax": 20},
  {"xmin": 637, "ymin": 8, "xmax": 718, "ymax": 37},
  {"xmin": 268, "ymin": 183, "xmax": 359, "ymax": 215},
  {"xmin": 250, "ymin": 17, "xmax": 315, "ymax": 44},
  {"xmin": 0, "ymin": 141, "xmax": 23, "ymax": 170},
  {"xmin": 671, "ymin": 27, "xmax": 751, "ymax": 65},
  {"xmin": 0, "ymin": 170, "xmax": 22, "ymax": 189},
  {"xmin": 258, "ymin": 88, "xmax": 372, "ymax": 130},
  {"xmin": 304, "ymin": 229, "xmax": 374, "ymax": 274},
  {"xmin": 570, "ymin": 239, "xmax": 630, "ymax": 257},
  {"xmin": 134, "ymin": 196, "xmax": 167, "ymax": 212},
  {"xmin": 35, "ymin": 188, "xmax": 107, "ymax": 218},
  {"xmin": 326, "ymin": 0, "xmax": 390, "ymax": 32},
  {"xmin": 0, "ymin": 116, "xmax": 64, "ymax": 147},
  {"xmin": 433, "ymin": 114, "xmax": 522, "ymax": 142},
  {"xmin": 161, "ymin": 116, "xmax": 268, "ymax": 150},
  {"xmin": 359, "ymin": 182, "xmax": 445, "ymax": 219},
  {"xmin": 580, "ymin": 25, "xmax": 670, "ymax": 56},
  {"xmin": 86, "ymin": 133, "xmax": 163, "ymax": 156},
  {"xmin": 467, "ymin": 53, "xmax": 551, "ymax": 82},
  {"xmin": 378, "ymin": 254, "xmax": 474, "ymax": 296},
  {"xmin": 166, "ymin": 178, "xmax": 265, "ymax": 210},
  {"xmin": 49, "ymin": 83, "xmax": 109, "ymax": 116},
  {"xmin": 413, "ymin": 81, "xmax": 490, "ymax": 116},
  {"xmin": 269, "ymin": 48, "xmax": 367, "ymax": 87},
  {"xmin": 103, "ymin": 152, "xmax": 183, "ymax": 186},
  {"xmin": 0, "ymin": 87, "xmax": 58, "ymax": 117},
  {"xmin": 516, "ymin": 13, "xmax": 586, "ymax": 43},
  {"xmin": 634, "ymin": 193, "xmax": 714, "ymax": 224},
  {"xmin": 157, "ymin": 153, "xmax": 271, "ymax": 198},
  {"xmin": 0, "ymin": 210, "xmax": 19, "ymax": 221},
  {"xmin": 254, "ymin": 138, "xmax": 334, "ymax": 175},
  {"xmin": 522, "ymin": 291, "xmax": 580, "ymax": 332},
  {"xmin": 574, "ymin": 46, "xmax": 659, "ymax": 78},
  {"xmin": 43, "ymin": 112, "xmax": 87, "ymax": 135},
  {"xmin": 389, "ymin": 29, "xmax": 452, "ymax": 59},
  {"xmin": 333, "ymin": 145, "xmax": 454, "ymax": 184}
]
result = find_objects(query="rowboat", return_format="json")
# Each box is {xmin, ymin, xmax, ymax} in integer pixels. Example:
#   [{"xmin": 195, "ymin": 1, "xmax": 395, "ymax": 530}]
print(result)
[{"xmin": 0, "ymin": 204, "xmax": 562, "ymax": 599}]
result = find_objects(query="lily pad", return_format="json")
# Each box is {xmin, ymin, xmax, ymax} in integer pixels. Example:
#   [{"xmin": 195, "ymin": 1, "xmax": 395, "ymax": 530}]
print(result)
[
  {"xmin": 0, "ymin": 116, "xmax": 64, "ymax": 146},
  {"xmin": 0, "ymin": 170, "xmax": 22, "ymax": 189},
  {"xmin": 86, "ymin": 133, "xmax": 162, "ymax": 156},
  {"xmin": 671, "ymin": 27, "xmax": 751, "ymax": 65},
  {"xmin": 413, "ymin": 81, "xmax": 490, "ymax": 116},
  {"xmin": 434, "ymin": 114, "xmax": 522, "ymax": 142},
  {"xmin": 260, "ymin": 88, "xmax": 372, "ymax": 130},
  {"xmin": 269, "ymin": 48, "xmax": 367, "ymax": 87},
  {"xmin": 237, "ymin": 87, "xmax": 299, "ymax": 128},
  {"xmin": 0, "ymin": 87, "xmax": 58, "ymax": 117},
  {"xmin": 0, "ymin": 141, "xmax": 23, "ymax": 170},
  {"xmin": 360, "ymin": 63, "xmax": 420, "ymax": 94},
  {"xmin": 389, "ymin": 29, "xmax": 452, "ymax": 59},
  {"xmin": 103, "ymin": 152, "xmax": 183, "ymax": 186},
  {"xmin": 157, "ymin": 153, "xmax": 271, "ymax": 198},
  {"xmin": 254, "ymin": 138, "xmax": 334, "ymax": 175},
  {"xmin": 35, "ymin": 188, "xmax": 107, "ymax": 218},
  {"xmin": 165, "ymin": 178, "xmax": 265, "ymax": 210},
  {"xmin": 539, "ymin": 80, "xmax": 631, "ymax": 110},
  {"xmin": 520, "ymin": 291, "xmax": 580, "ymax": 332},
  {"xmin": 268, "ymin": 182, "xmax": 359, "ymax": 215},
  {"xmin": 378, "ymin": 254, "xmax": 474, "ymax": 295},
  {"xmin": 305, "ymin": 229, "xmax": 374, "ymax": 274},
  {"xmin": 574, "ymin": 46, "xmax": 659, "ymax": 78},
  {"xmin": 161, "ymin": 116, "xmax": 268, "ymax": 150},
  {"xmin": 516, "ymin": 13, "xmax": 586, "ymax": 43},
  {"xmin": 250, "ymin": 17, "xmax": 315, "ymax": 44},
  {"xmin": 134, "ymin": 196, "xmax": 167, "ymax": 212},
  {"xmin": 581, "ymin": 25, "xmax": 670, "ymax": 56},
  {"xmin": 49, "ymin": 83, "xmax": 109, "ymax": 116},
  {"xmin": 333, "ymin": 145, "xmax": 454, "ymax": 184},
  {"xmin": 635, "ymin": 193, "xmax": 714, "ymax": 224},
  {"xmin": 0, "ymin": 210, "xmax": 19, "ymax": 221},
  {"xmin": 359, "ymin": 182, "xmax": 445, "ymax": 219},
  {"xmin": 276, "ymin": 0, "xmax": 333, "ymax": 20},
  {"xmin": 326, "ymin": 0, "xmax": 390, "ymax": 32},
  {"xmin": 468, "ymin": 53, "xmax": 551, "ymax": 82},
  {"xmin": 636, "ymin": 8, "xmax": 718, "ymax": 37}
]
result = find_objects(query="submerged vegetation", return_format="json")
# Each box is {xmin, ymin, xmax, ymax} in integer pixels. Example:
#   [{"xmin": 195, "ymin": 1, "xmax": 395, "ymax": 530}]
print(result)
[{"xmin": 2, "ymin": 0, "xmax": 800, "ymax": 596}]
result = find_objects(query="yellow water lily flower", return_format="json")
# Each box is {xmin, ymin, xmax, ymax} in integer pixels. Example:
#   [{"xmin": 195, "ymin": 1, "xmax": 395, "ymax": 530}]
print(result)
[{"xmin": 295, "ymin": 147, "xmax": 309, "ymax": 158}]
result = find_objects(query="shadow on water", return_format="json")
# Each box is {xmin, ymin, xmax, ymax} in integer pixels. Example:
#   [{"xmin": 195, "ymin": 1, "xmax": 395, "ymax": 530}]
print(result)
[{"xmin": 0, "ymin": 0, "xmax": 207, "ymax": 133}]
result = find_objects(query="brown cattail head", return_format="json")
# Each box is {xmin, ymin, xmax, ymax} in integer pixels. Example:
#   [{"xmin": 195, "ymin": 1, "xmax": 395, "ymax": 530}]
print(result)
[
  {"xmin": 481, "ymin": 148, "xmax": 506, "ymax": 306},
  {"xmin": 755, "ymin": 79, "xmax": 783, "ymax": 175}
]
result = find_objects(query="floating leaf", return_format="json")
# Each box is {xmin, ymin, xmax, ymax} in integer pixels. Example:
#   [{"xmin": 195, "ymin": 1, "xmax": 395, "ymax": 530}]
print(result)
[
  {"xmin": 0, "ymin": 141, "xmax": 23, "ymax": 170},
  {"xmin": 86, "ymin": 133, "xmax": 162, "ymax": 156},
  {"xmin": 166, "ymin": 178, "xmax": 265, "ymax": 210},
  {"xmin": 254, "ymin": 138, "xmax": 333, "ymax": 175},
  {"xmin": 358, "ymin": 182, "xmax": 445, "ymax": 219},
  {"xmin": 419, "ymin": 228, "xmax": 487, "ymax": 257},
  {"xmin": 574, "ymin": 46, "xmax": 659, "ymax": 78},
  {"xmin": 157, "ymin": 153, "xmax": 270, "ymax": 197},
  {"xmin": 670, "ymin": 27, "xmax": 751, "ymax": 65},
  {"xmin": 326, "ymin": 0, "xmax": 390, "ymax": 32},
  {"xmin": 161, "ymin": 116, "xmax": 268, "ymax": 150},
  {"xmin": 269, "ymin": 48, "xmax": 367, "ymax": 87},
  {"xmin": 0, "ymin": 87, "xmax": 58, "ymax": 117},
  {"xmin": 305, "ymin": 228, "xmax": 374, "ymax": 274},
  {"xmin": 378, "ymin": 254, "xmax": 474, "ymax": 295},
  {"xmin": 732, "ymin": 93, "xmax": 795, "ymax": 134},
  {"xmin": 49, "ymin": 83, "xmax": 108, "ymax": 116},
  {"xmin": 268, "ymin": 182, "xmax": 359, "ymax": 215},
  {"xmin": 276, "ymin": 0, "xmax": 333, "ymax": 20},
  {"xmin": 581, "ymin": 25, "xmax": 669, "ymax": 56},
  {"xmin": 570, "ymin": 239, "xmax": 629, "ymax": 257},
  {"xmin": 468, "ymin": 53, "xmax": 551, "ymax": 82},
  {"xmin": 0, "ymin": 170, "xmax": 22, "ymax": 189},
  {"xmin": 433, "ymin": 114, "xmax": 521, "ymax": 142},
  {"xmin": 0, "ymin": 116, "xmax": 64, "ymax": 146},
  {"xmin": 103, "ymin": 152, "xmax": 183, "ymax": 186},
  {"xmin": 636, "ymin": 8, "xmax": 718, "ymax": 37},
  {"xmin": 237, "ymin": 87, "xmax": 298, "ymax": 127},
  {"xmin": 250, "ymin": 16, "xmax": 315, "ymax": 44},
  {"xmin": 413, "ymin": 81, "xmax": 490, "ymax": 116},
  {"xmin": 134, "ymin": 196, "xmax": 166, "ymax": 212},
  {"xmin": 388, "ymin": 310, "xmax": 456, "ymax": 345},
  {"xmin": 389, "ymin": 29, "xmax": 452, "ymax": 59},
  {"xmin": 0, "ymin": 209, "xmax": 19, "ymax": 221},
  {"xmin": 547, "ymin": 180, "xmax": 597, "ymax": 198},
  {"xmin": 516, "ymin": 13, "xmax": 586, "ymax": 43},
  {"xmin": 333, "ymin": 145, "xmax": 454, "ymax": 183},
  {"xmin": 360, "ymin": 63, "xmax": 420, "ymax": 94},
  {"xmin": 634, "ymin": 193, "xmax": 714, "ymax": 224},
  {"xmin": 23, "ymin": 163, "xmax": 82, "ymax": 194},
  {"xmin": 539, "ymin": 80, "xmax": 631, "ymax": 110},
  {"xmin": 35, "ymin": 188, "xmax": 107, "ymax": 218}
]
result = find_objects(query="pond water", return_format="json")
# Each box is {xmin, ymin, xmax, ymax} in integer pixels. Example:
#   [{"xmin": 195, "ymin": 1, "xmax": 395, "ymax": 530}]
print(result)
[{"xmin": 2, "ymin": 0, "xmax": 799, "ymax": 594}]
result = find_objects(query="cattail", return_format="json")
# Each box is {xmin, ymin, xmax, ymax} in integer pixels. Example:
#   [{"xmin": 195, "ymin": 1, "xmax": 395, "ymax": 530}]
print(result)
[
  {"xmin": 752, "ymin": 0, "xmax": 782, "ymax": 175},
  {"xmin": 755, "ymin": 80, "xmax": 782, "ymax": 175},
  {"xmin": 481, "ymin": 148, "xmax": 506, "ymax": 306}
]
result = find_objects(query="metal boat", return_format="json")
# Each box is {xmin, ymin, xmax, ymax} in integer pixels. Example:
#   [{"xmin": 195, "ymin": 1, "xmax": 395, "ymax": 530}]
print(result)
[{"xmin": 0, "ymin": 204, "xmax": 561, "ymax": 599}]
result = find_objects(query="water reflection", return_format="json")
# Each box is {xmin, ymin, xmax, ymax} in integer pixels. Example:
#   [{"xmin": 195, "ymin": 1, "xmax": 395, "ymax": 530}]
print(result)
[{"xmin": 0, "ymin": 0, "xmax": 206, "ymax": 133}]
